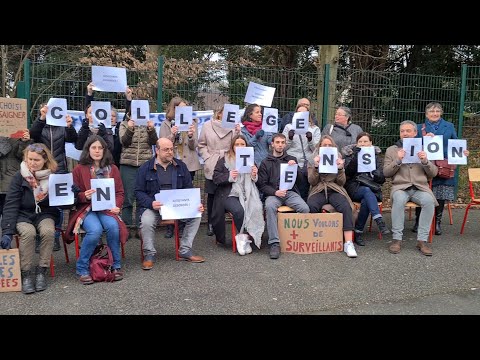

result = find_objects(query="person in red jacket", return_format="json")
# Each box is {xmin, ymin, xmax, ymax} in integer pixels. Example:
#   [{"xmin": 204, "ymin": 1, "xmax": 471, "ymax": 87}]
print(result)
[{"xmin": 65, "ymin": 135, "xmax": 127, "ymax": 285}]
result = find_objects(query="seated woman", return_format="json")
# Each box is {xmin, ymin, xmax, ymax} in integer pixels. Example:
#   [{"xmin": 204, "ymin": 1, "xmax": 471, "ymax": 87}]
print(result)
[
  {"xmin": 65, "ymin": 135, "xmax": 126, "ymax": 285},
  {"xmin": 1, "ymin": 143, "xmax": 59, "ymax": 294},
  {"xmin": 307, "ymin": 135, "xmax": 357, "ymax": 258},
  {"xmin": 211, "ymin": 135, "xmax": 265, "ymax": 255},
  {"xmin": 342, "ymin": 132, "xmax": 389, "ymax": 246}
]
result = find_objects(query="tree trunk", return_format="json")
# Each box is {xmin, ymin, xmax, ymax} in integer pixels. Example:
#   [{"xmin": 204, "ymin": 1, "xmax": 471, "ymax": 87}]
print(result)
[{"xmin": 317, "ymin": 45, "xmax": 339, "ymax": 127}]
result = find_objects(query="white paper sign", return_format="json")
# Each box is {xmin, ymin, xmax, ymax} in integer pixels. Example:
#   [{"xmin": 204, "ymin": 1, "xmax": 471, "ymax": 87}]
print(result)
[
  {"xmin": 244, "ymin": 81, "xmax": 275, "ymax": 107},
  {"xmin": 402, "ymin": 138, "xmax": 422, "ymax": 164},
  {"xmin": 46, "ymin": 98, "xmax": 68, "ymax": 127},
  {"xmin": 357, "ymin": 147, "xmax": 376, "ymax": 173},
  {"xmin": 235, "ymin": 147, "xmax": 254, "ymax": 174},
  {"xmin": 175, "ymin": 106, "xmax": 193, "ymax": 132},
  {"xmin": 91, "ymin": 101, "xmax": 112, "ymax": 129},
  {"xmin": 319, "ymin": 147, "xmax": 338, "ymax": 174},
  {"xmin": 280, "ymin": 163, "xmax": 298, "ymax": 191},
  {"xmin": 222, "ymin": 104, "xmax": 240, "ymax": 129},
  {"xmin": 91, "ymin": 66, "xmax": 127, "ymax": 93},
  {"xmin": 448, "ymin": 139, "xmax": 467, "ymax": 165},
  {"xmin": 48, "ymin": 173, "xmax": 74, "ymax": 206},
  {"xmin": 262, "ymin": 107, "xmax": 278, "ymax": 133},
  {"xmin": 155, "ymin": 188, "xmax": 202, "ymax": 220},
  {"xmin": 91, "ymin": 178, "xmax": 116, "ymax": 211},
  {"xmin": 130, "ymin": 100, "xmax": 150, "ymax": 126},
  {"xmin": 291, "ymin": 111, "xmax": 309, "ymax": 135},
  {"xmin": 424, "ymin": 135, "xmax": 444, "ymax": 161},
  {"xmin": 65, "ymin": 142, "xmax": 82, "ymax": 160}
]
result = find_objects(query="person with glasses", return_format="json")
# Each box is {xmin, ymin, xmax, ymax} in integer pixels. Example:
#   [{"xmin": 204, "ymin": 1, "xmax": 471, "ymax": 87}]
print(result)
[
  {"xmin": 322, "ymin": 106, "xmax": 363, "ymax": 152},
  {"xmin": 412, "ymin": 102, "xmax": 469, "ymax": 236},
  {"xmin": 278, "ymin": 98, "xmax": 319, "ymax": 133},
  {"xmin": 1, "ymin": 143, "xmax": 60, "ymax": 294},
  {"xmin": 65, "ymin": 135, "xmax": 126, "ymax": 285},
  {"xmin": 135, "ymin": 138, "xmax": 205, "ymax": 270}
]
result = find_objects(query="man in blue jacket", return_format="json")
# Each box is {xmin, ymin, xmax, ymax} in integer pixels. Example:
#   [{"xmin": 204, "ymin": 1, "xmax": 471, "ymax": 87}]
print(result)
[{"xmin": 135, "ymin": 138, "xmax": 205, "ymax": 270}]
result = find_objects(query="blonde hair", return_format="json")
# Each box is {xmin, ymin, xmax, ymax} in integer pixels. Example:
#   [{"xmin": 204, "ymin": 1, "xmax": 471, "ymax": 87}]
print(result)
[{"xmin": 23, "ymin": 143, "xmax": 58, "ymax": 172}]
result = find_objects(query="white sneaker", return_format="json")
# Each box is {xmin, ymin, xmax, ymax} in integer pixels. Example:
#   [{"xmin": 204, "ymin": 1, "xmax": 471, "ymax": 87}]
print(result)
[
  {"xmin": 244, "ymin": 239, "xmax": 252, "ymax": 254},
  {"xmin": 344, "ymin": 241, "xmax": 357, "ymax": 258},
  {"xmin": 236, "ymin": 234, "xmax": 247, "ymax": 256}
]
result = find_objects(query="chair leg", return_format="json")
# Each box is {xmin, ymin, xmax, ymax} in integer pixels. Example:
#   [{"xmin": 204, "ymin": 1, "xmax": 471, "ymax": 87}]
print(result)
[
  {"xmin": 50, "ymin": 255, "xmax": 55, "ymax": 277},
  {"xmin": 448, "ymin": 202, "xmax": 453, "ymax": 225},
  {"xmin": 428, "ymin": 209, "xmax": 435, "ymax": 243},
  {"xmin": 121, "ymin": 242, "xmax": 125, "ymax": 259},
  {"xmin": 62, "ymin": 234, "xmax": 69, "ymax": 264},
  {"xmin": 378, "ymin": 203, "xmax": 383, "ymax": 240},
  {"xmin": 231, "ymin": 217, "xmax": 236, "ymax": 253},
  {"xmin": 460, "ymin": 203, "xmax": 473, "ymax": 234},
  {"xmin": 174, "ymin": 221, "xmax": 180, "ymax": 261},
  {"xmin": 74, "ymin": 233, "xmax": 80, "ymax": 259}
]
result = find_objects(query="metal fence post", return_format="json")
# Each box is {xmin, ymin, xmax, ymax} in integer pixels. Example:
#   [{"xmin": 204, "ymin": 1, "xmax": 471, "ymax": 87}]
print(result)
[
  {"xmin": 24, "ymin": 59, "xmax": 30, "ymax": 127},
  {"xmin": 454, "ymin": 64, "xmax": 468, "ymax": 198},
  {"xmin": 322, "ymin": 64, "xmax": 330, "ymax": 129},
  {"xmin": 157, "ymin": 56, "xmax": 164, "ymax": 112}
]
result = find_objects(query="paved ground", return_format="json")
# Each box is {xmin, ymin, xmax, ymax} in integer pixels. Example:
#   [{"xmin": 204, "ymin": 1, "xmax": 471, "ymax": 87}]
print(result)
[{"xmin": 1, "ymin": 208, "xmax": 480, "ymax": 315}]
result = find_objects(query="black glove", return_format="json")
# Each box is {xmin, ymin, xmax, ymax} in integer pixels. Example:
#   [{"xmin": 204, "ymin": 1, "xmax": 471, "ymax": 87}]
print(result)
[
  {"xmin": 353, "ymin": 146, "xmax": 361, "ymax": 154},
  {"xmin": 71, "ymin": 184, "xmax": 81, "ymax": 197},
  {"xmin": 1, "ymin": 234, "xmax": 12, "ymax": 250},
  {"xmin": 288, "ymin": 129, "xmax": 295, "ymax": 140},
  {"xmin": 306, "ymin": 131, "xmax": 313, "ymax": 142},
  {"xmin": 81, "ymin": 118, "xmax": 89, "ymax": 129},
  {"xmin": 255, "ymin": 129, "xmax": 265, "ymax": 139},
  {"xmin": 97, "ymin": 122, "xmax": 106, "ymax": 137}
]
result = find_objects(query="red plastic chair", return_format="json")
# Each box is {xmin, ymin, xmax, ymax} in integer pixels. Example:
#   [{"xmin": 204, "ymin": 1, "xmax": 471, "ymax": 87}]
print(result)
[{"xmin": 139, "ymin": 220, "xmax": 180, "ymax": 261}]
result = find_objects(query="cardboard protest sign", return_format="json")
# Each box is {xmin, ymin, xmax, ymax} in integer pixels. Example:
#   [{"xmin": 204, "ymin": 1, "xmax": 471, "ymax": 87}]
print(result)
[
  {"xmin": 278, "ymin": 213, "xmax": 343, "ymax": 254},
  {"xmin": 0, "ymin": 248, "xmax": 21, "ymax": 292},
  {"xmin": 0, "ymin": 97, "xmax": 27, "ymax": 138}
]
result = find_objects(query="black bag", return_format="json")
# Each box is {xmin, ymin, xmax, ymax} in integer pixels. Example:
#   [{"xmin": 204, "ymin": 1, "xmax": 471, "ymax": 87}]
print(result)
[{"xmin": 355, "ymin": 174, "xmax": 381, "ymax": 193}]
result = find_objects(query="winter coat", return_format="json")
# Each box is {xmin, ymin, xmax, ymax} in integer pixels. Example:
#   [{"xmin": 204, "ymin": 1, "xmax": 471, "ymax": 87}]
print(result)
[
  {"xmin": 321, "ymin": 122, "xmax": 363, "ymax": 152},
  {"xmin": 257, "ymin": 153, "xmax": 301, "ymax": 196},
  {"xmin": 29, "ymin": 117, "xmax": 78, "ymax": 173},
  {"xmin": 283, "ymin": 123, "xmax": 321, "ymax": 168},
  {"xmin": 119, "ymin": 121, "xmax": 158, "ymax": 167},
  {"xmin": 0, "ymin": 137, "xmax": 31, "ymax": 194},
  {"xmin": 241, "ymin": 125, "xmax": 273, "ymax": 168}
]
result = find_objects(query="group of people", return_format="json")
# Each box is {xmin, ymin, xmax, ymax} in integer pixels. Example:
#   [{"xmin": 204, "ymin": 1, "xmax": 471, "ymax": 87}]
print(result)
[{"xmin": 0, "ymin": 88, "xmax": 467, "ymax": 294}]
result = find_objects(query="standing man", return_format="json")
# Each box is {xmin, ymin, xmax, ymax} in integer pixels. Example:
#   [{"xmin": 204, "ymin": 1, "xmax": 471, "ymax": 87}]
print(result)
[
  {"xmin": 135, "ymin": 138, "xmax": 205, "ymax": 270},
  {"xmin": 257, "ymin": 133, "xmax": 310, "ymax": 260},
  {"xmin": 383, "ymin": 120, "xmax": 438, "ymax": 256}
]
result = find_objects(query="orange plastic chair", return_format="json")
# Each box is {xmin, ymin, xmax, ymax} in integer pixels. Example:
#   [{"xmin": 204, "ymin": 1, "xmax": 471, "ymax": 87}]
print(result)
[{"xmin": 460, "ymin": 168, "xmax": 480, "ymax": 234}]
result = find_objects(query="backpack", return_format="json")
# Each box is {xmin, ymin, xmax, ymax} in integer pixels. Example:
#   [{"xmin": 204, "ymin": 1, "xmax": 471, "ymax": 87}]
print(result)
[{"xmin": 89, "ymin": 244, "xmax": 115, "ymax": 282}]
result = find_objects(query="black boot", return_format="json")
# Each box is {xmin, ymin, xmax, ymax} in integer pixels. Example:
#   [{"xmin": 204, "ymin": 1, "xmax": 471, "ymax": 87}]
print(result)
[
  {"xmin": 165, "ymin": 224, "xmax": 174, "ymax": 238},
  {"xmin": 53, "ymin": 235, "xmax": 61, "ymax": 252},
  {"xmin": 375, "ymin": 217, "xmax": 390, "ymax": 235},
  {"xmin": 412, "ymin": 207, "xmax": 421, "ymax": 233},
  {"xmin": 35, "ymin": 266, "xmax": 48, "ymax": 292},
  {"xmin": 435, "ymin": 201, "xmax": 445, "ymax": 236},
  {"xmin": 354, "ymin": 229, "xmax": 365, "ymax": 246},
  {"xmin": 21, "ymin": 270, "xmax": 35, "ymax": 294},
  {"xmin": 207, "ymin": 223, "xmax": 214, "ymax": 236}
]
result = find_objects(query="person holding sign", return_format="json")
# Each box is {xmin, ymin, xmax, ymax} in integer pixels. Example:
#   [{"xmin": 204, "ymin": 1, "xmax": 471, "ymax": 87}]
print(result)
[
  {"xmin": 342, "ymin": 132, "xmax": 389, "ymax": 246},
  {"xmin": 65, "ymin": 136, "xmax": 126, "ymax": 285},
  {"xmin": 278, "ymin": 98, "xmax": 318, "ymax": 133},
  {"xmin": 212, "ymin": 135, "xmax": 264, "ymax": 254},
  {"xmin": 241, "ymin": 103, "xmax": 273, "ymax": 167},
  {"xmin": 135, "ymin": 138, "xmax": 205, "ymax": 269},
  {"xmin": 283, "ymin": 104, "xmax": 321, "ymax": 201},
  {"xmin": 321, "ymin": 106, "xmax": 363, "ymax": 152},
  {"xmin": 1, "ymin": 144, "xmax": 59, "ymax": 294},
  {"xmin": 198, "ymin": 104, "xmax": 241, "ymax": 237},
  {"xmin": 257, "ymin": 133, "xmax": 309, "ymax": 260},
  {"xmin": 384, "ymin": 120, "xmax": 438, "ymax": 256},
  {"xmin": 414, "ymin": 102, "xmax": 469, "ymax": 235},
  {"xmin": 307, "ymin": 135, "xmax": 357, "ymax": 258},
  {"xmin": 118, "ymin": 92, "xmax": 158, "ymax": 237}
]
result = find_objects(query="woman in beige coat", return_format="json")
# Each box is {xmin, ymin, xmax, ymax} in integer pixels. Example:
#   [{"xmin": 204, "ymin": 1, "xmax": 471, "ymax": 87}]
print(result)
[
  {"xmin": 198, "ymin": 104, "xmax": 241, "ymax": 236},
  {"xmin": 307, "ymin": 135, "xmax": 357, "ymax": 258}
]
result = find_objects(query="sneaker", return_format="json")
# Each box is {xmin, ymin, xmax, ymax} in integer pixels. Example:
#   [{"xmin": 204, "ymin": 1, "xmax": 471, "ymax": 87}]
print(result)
[
  {"xmin": 269, "ymin": 243, "xmax": 280, "ymax": 259},
  {"xmin": 344, "ymin": 241, "xmax": 357, "ymax": 258},
  {"xmin": 236, "ymin": 234, "xmax": 248, "ymax": 256},
  {"xmin": 244, "ymin": 240, "xmax": 253, "ymax": 254}
]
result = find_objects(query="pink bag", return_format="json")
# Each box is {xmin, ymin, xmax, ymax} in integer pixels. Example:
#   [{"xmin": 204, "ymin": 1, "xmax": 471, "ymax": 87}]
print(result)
[{"xmin": 89, "ymin": 244, "xmax": 115, "ymax": 282}]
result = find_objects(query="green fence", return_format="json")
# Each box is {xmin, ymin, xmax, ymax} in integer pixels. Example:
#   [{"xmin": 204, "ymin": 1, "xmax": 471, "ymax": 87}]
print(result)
[{"xmin": 19, "ymin": 57, "xmax": 480, "ymax": 206}]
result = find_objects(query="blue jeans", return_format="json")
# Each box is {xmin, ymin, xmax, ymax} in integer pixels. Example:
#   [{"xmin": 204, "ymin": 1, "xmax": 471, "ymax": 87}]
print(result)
[
  {"xmin": 76, "ymin": 211, "xmax": 121, "ymax": 276},
  {"xmin": 352, "ymin": 186, "xmax": 381, "ymax": 231}
]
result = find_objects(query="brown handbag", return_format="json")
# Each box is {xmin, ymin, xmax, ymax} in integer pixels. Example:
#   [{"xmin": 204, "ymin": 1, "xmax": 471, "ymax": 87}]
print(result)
[{"xmin": 434, "ymin": 159, "xmax": 456, "ymax": 179}]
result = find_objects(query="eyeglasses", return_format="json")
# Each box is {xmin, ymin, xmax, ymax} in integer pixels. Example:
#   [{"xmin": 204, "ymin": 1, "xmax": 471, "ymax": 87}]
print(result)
[
  {"xmin": 28, "ymin": 144, "xmax": 44, "ymax": 152},
  {"xmin": 159, "ymin": 147, "xmax": 174, "ymax": 152},
  {"xmin": 427, "ymin": 109, "xmax": 442, "ymax": 113}
]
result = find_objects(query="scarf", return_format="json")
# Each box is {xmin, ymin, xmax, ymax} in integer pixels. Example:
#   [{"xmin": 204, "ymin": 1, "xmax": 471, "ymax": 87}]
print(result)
[
  {"xmin": 90, "ymin": 165, "xmax": 111, "ymax": 179},
  {"xmin": 224, "ymin": 155, "xmax": 265, "ymax": 249},
  {"xmin": 425, "ymin": 118, "xmax": 442, "ymax": 132},
  {"xmin": 20, "ymin": 161, "xmax": 51, "ymax": 213},
  {"xmin": 243, "ymin": 121, "xmax": 262, "ymax": 136}
]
